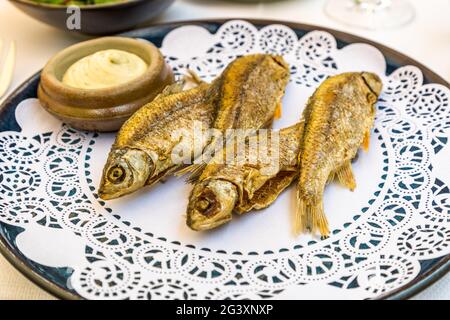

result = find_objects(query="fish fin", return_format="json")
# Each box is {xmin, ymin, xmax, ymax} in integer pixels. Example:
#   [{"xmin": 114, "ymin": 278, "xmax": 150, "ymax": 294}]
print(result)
[
  {"xmin": 274, "ymin": 102, "xmax": 282, "ymax": 119},
  {"xmin": 157, "ymin": 80, "xmax": 185, "ymax": 98},
  {"xmin": 185, "ymin": 69, "xmax": 205, "ymax": 85},
  {"xmin": 186, "ymin": 163, "xmax": 207, "ymax": 183},
  {"xmin": 239, "ymin": 171, "xmax": 298, "ymax": 213},
  {"xmin": 326, "ymin": 171, "xmax": 335, "ymax": 184},
  {"xmin": 174, "ymin": 163, "xmax": 198, "ymax": 177},
  {"xmin": 335, "ymin": 161, "xmax": 356, "ymax": 191},
  {"xmin": 362, "ymin": 129, "xmax": 370, "ymax": 152},
  {"xmin": 295, "ymin": 195, "xmax": 330, "ymax": 237},
  {"xmin": 174, "ymin": 163, "xmax": 207, "ymax": 183},
  {"xmin": 173, "ymin": 164, "xmax": 190, "ymax": 177}
]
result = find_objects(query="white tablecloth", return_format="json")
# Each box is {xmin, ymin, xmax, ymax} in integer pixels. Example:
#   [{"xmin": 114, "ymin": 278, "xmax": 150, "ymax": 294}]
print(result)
[{"xmin": 0, "ymin": 0, "xmax": 448, "ymax": 300}]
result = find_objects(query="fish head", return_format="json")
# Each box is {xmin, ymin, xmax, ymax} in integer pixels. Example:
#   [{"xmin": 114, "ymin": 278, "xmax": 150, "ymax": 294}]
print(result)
[
  {"xmin": 98, "ymin": 148, "xmax": 153, "ymax": 200},
  {"xmin": 361, "ymin": 72, "xmax": 383, "ymax": 97},
  {"xmin": 187, "ymin": 179, "xmax": 238, "ymax": 231}
]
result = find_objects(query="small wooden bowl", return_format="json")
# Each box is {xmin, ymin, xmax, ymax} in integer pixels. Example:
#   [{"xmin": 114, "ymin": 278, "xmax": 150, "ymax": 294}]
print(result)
[{"xmin": 38, "ymin": 37, "xmax": 174, "ymax": 132}]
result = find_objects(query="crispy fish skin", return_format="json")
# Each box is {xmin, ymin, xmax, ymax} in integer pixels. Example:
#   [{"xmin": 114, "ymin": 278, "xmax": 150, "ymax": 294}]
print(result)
[
  {"xmin": 98, "ymin": 81, "xmax": 219, "ymax": 200},
  {"xmin": 181, "ymin": 54, "xmax": 291, "ymax": 181},
  {"xmin": 187, "ymin": 122, "xmax": 303, "ymax": 231},
  {"xmin": 296, "ymin": 72, "xmax": 383, "ymax": 236}
]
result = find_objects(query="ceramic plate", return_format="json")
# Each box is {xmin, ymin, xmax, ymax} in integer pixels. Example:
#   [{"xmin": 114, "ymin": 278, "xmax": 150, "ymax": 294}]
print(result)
[{"xmin": 0, "ymin": 20, "xmax": 449, "ymax": 300}]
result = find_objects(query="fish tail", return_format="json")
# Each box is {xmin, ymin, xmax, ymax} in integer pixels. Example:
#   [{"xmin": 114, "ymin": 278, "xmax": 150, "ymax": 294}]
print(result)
[
  {"xmin": 294, "ymin": 196, "xmax": 308, "ymax": 235},
  {"xmin": 362, "ymin": 129, "xmax": 370, "ymax": 152},
  {"xmin": 335, "ymin": 161, "xmax": 356, "ymax": 191},
  {"xmin": 295, "ymin": 194, "xmax": 330, "ymax": 237}
]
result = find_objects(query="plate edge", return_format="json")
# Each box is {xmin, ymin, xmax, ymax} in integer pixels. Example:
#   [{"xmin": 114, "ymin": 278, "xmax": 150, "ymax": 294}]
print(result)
[{"xmin": 0, "ymin": 18, "xmax": 448, "ymax": 300}]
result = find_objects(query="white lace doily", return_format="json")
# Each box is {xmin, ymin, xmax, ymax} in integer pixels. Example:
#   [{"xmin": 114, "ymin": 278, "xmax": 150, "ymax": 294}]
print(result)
[{"xmin": 0, "ymin": 20, "xmax": 448, "ymax": 300}]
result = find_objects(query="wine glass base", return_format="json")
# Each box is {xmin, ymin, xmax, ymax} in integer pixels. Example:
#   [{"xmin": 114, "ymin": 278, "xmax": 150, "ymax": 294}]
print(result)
[{"xmin": 325, "ymin": 0, "xmax": 415, "ymax": 30}]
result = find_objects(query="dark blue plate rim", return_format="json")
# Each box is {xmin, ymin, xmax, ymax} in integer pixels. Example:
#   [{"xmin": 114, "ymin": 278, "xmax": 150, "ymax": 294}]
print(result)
[{"xmin": 0, "ymin": 19, "xmax": 448, "ymax": 300}]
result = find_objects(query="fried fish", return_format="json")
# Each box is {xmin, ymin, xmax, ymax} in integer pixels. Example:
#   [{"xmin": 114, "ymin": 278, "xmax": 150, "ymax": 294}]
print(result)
[
  {"xmin": 98, "ymin": 78, "xmax": 218, "ymax": 200},
  {"xmin": 179, "ymin": 54, "xmax": 290, "ymax": 182},
  {"xmin": 187, "ymin": 122, "xmax": 303, "ymax": 231},
  {"xmin": 295, "ymin": 72, "xmax": 382, "ymax": 236},
  {"xmin": 99, "ymin": 54, "xmax": 290, "ymax": 200}
]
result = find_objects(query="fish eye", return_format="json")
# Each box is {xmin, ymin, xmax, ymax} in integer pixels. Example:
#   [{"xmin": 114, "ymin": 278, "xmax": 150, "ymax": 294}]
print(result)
[
  {"xmin": 107, "ymin": 165, "xmax": 126, "ymax": 184},
  {"xmin": 194, "ymin": 189, "xmax": 219, "ymax": 217},
  {"xmin": 195, "ymin": 198, "xmax": 211, "ymax": 213},
  {"xmin": 195, "ymin": 190, "xmax": 218, "ymax": 217},
  {"xmin": 366, "ymin": 91, "xmax": 378, "ymax": 105}
]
